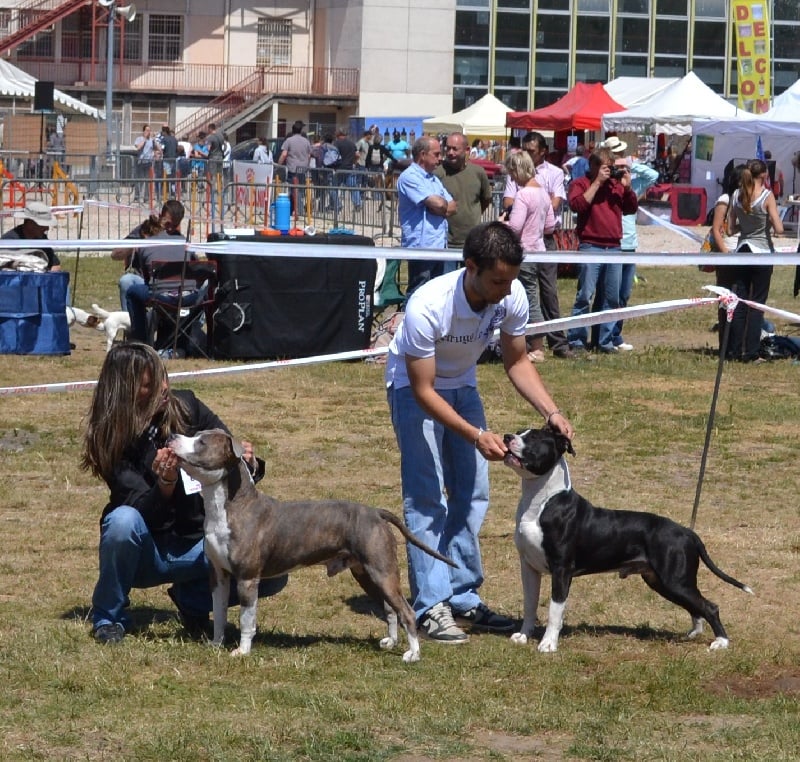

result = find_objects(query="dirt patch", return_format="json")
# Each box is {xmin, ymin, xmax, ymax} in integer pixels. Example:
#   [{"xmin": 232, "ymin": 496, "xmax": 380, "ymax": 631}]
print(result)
[{"xmin": 707, "ymin": 666, "xmax": 800, "ymax": 699}]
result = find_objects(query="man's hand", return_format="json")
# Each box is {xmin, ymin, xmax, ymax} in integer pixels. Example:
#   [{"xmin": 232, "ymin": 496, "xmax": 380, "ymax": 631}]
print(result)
[
  {"xmin": 475, "ymin": 429, "xmax": 509, "ymax": 461},
  {"xmin": 595, "ymin": 164, "xmax": 611, "ymax": 185}
]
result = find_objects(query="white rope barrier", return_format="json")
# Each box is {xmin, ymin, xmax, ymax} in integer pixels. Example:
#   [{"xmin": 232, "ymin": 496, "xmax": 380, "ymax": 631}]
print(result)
[{"xmin": 2, "ymin": 287, "xmax": 800, "ymax": 397}]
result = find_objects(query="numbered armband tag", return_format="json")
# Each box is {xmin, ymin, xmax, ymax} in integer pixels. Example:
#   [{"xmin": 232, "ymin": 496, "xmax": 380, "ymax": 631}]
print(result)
[{"xmin": 180, "ymin": 468, "xmax": 203, "ymax": 495}]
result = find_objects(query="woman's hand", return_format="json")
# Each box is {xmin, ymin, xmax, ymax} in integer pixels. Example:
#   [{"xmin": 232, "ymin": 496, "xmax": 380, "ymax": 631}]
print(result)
[
  {"xmin": 240, "ymin": 440, "xmax": 256, "ymax": 468},
  {"xmin": 152, "ymin": 446, "xmax": 179, "ymax": 486}
]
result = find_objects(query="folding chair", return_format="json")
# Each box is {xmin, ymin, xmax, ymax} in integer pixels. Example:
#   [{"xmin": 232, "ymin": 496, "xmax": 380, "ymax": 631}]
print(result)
[{"xmin": 146, "ymin": 259, "xmax": 218, "ymax": 358}]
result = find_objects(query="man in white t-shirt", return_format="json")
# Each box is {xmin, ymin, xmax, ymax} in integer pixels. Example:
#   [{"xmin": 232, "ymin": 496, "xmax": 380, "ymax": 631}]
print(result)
[{"xmin": 385, "ymin": 221, "xmax": 574, "ymax": 644}]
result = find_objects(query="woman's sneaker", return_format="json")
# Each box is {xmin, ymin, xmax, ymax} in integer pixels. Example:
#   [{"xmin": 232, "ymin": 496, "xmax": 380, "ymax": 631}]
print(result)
[
  {"xmin": 455, "ymin": 602, "xmax": 515, "ymax": 633},
  {"xmin": 418, "ymin": 602, "xmax": 469, "ymax": 644}
]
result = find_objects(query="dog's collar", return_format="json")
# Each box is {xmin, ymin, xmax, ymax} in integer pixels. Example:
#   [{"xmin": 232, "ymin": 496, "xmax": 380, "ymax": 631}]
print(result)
[{"xmin": 518, "ymin": 457, "xmax": 572, "ymax": 515}]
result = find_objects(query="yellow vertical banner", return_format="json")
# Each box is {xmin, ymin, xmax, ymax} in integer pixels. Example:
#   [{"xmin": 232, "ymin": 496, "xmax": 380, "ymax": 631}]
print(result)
[{"xmin": 733, "ymin": 0, "xmax": 771, "ymax": 113}]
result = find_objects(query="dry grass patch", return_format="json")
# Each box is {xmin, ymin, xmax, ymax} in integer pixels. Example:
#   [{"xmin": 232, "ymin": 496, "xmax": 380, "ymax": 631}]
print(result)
[{"xmin": 0, "ymin": 259, "xmax": 799, "ymax": 759}]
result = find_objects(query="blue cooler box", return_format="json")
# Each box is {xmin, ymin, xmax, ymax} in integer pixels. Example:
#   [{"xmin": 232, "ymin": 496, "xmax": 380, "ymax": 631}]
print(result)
[{"xmin": 0, "ymin": 271, "xmax": 71, "ymax": 355}]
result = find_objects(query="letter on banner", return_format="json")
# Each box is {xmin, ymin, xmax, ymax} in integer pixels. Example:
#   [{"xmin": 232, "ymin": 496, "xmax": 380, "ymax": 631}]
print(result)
[{"xmin": 732, "ymin": 0, "xmax": 771, "ymax": 113}]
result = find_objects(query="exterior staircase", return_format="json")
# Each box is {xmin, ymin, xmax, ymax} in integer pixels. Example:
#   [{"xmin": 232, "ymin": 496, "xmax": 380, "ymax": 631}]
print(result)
[
  {"xmin": 0, "ymin": 0, "xmax": 87, "ymax": 57},
  {"xmin": 173, "ymin": 68, "xmax": 272, "ymax": 139}
]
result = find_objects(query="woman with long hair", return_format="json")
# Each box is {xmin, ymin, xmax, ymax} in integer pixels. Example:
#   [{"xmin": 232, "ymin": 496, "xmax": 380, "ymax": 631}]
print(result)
[
  {"xmin": 725, "ymin": 158, "xmax": 784, "ymax": 361},
  {"xmin": 503, "ymin": 150, "xmax": 556, "ymax": 363},
  {"xmin": 82, "ymin": 342, "xmax": 286, "ymax": 644}
]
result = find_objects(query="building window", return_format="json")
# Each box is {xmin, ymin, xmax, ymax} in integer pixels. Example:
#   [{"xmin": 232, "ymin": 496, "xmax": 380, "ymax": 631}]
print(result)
[
  {"xmin": 774, "ymin": 0, "xmax": 800, "ymax": 21},
  {"xmin": 149, "ymin": 14, "xmax": 182, "ymax": 63},
  {"xmin": 495, "ymin": 11, "xmax": 529, "ymax": 48},
  {"xmin": 657, "ymin": 0, "xmax": 687, "ymax": 13},
  {"xmin": 0, "ymin": 9, "xmax": 10, "ymax": 32},
  {"xmin": 63, "ymin": 7, "xmax": 104, "ymax": 60},
  {"xmin": 575, "ymin": 52, "xmax": 610, "ymax": 82},
  {"xmin": 576, "ymin": 16, "xmax": 610, "ymax": 53},
  {"xmin": 534, "ymin": 51, "xmax": 570, "ymax": 90},
  {"xmin": 618, "ymin": 0, "xmax": 649, "ymax": 11},
  {"xmin": 495, "ymin": 50, "xmax": 528, "ymax": 88},
  {"xmin": 16, "ymin": 11, "xmax": 53, "ymax": 57},
  {"xmin": 454, "ymin": 50, "xmax": 489, "ymax": 87},
  {"xmin": 616, "ymin": 17, "xmax": 649, "ymax": 54},
  {"xmin": 455, "ymin": 9, "xmax": 490, "ymax": 46},
  {"xmin": 120, "ymin": 16, "xmax": 143, "ymax": 62},
  {"xmin": 257, "ymin": 18, "xmax": 291, "ymax": 67},
  {"xmin": 654, "ymin": 17, "xmax": 687, "ymax": 56},
  {"xmin": 695, "ymin": 0, "xmax": 726, "ymax": 17},
  {"xmin": 535, "ymin": 13, "xmax": 570, "ymax": 50},
  {"xmin": 693, "ymin": 19, "xmax": 725, "ymax": 57},
  {"xmin": 613, "ymin": 54, "xmax": 649, "ymax": 77}
]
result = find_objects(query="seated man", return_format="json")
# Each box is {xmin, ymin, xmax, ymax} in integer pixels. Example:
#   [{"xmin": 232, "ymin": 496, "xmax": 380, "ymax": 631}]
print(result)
[{"xmin": 1, "ymin": 201, "xmax": 60, "ymax": 271}]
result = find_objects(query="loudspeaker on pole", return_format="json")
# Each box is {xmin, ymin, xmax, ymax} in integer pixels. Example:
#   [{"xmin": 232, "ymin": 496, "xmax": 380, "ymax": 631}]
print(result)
[{"xmin": 34, "ymin": 81, "xmax": 55, "ymax": 112}]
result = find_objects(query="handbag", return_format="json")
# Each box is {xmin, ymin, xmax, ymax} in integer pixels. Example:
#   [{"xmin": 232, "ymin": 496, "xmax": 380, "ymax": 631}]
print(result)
[
  {"xmin": 698, "ymin": 229, "xmax": 718, "ymax": 272},
  {"xmin": 553, "ymin": 228, "xmax": 579, "ymax": 251},
  {"xmin": 553, "ymin": 228, "xmax": 579, "ymax": 277}
]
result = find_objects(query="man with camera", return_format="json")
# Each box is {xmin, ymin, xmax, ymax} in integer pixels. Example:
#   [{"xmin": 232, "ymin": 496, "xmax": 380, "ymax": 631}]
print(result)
[{"xmin": 566, "ymin": 145, "xmax": 639, "ymax": 354}]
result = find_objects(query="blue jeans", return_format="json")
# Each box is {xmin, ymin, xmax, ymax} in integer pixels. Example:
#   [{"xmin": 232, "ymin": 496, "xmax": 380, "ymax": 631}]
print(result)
[
  {"xmin": 612, "ymin": 261, "xmax": 636, "ymax": 346},
  {"xmin": 387, "ymin": 384, "xmax": 488, "ymax": 619},
  {"xmin": 335, "ymin": 170, "xmax": 362, "ymax": 209},
  {"xmin": 567, "ymin": 245, "xmax": 622, "ymax": 351},
  {"xmin": 92, "ymin": 505, "xmax": 287, "ymax": 630},
  {"xmin": 126, "ymin": 282, "xmax": 203, "ymax": 342},
  {"xmin": 119, "ymin": 271, "xmax": 144, "ymax": 310}
]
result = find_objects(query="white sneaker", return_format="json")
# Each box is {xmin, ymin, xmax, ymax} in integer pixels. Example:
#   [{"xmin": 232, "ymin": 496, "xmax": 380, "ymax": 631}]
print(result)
[
  {"xmin": 616, "ymin": 342, "xmax": 634, "ymax": 351},
  {"xmin": 418, "ymin": 602, "xmax": 469, "ymax": 644}
]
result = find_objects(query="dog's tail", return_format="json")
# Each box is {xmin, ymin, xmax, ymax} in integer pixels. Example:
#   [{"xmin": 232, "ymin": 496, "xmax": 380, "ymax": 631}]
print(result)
[
  {"xmin": 91, "ymin": 304, "xmax": 112, "ymax": 320},
  {"xmin": 695, "ymin": 534, "xmax": 754, "ymax": 595},
  {"xmin": 378, "ymin": 509, "xmax": 458, "ymax": 568}
]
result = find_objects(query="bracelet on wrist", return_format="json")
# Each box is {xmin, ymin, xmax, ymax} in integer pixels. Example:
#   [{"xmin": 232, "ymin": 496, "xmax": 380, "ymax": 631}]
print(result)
[
  {"xmin": 474, "ymin": 427, "xmax": 485, "ymax": 448},
  {"xmin": 158, "ymin": 473, "xmax": 178, "ymax": 486},
  {"xmin": 545, "ymin": 410, "xmax": 563, "ymax": 427}
]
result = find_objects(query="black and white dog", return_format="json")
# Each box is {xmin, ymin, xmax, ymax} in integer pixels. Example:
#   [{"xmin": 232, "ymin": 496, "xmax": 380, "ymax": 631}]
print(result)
[{"xmin": 503, "ymin": 427, "xmax": 753, "ymax": 653}]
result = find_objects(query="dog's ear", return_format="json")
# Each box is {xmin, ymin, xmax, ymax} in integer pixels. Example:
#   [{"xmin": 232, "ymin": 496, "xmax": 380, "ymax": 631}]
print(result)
[
  {"xmin": 229, "ymin": 435, "xmax": 244, "ymax": 460},
  {"xmin": 555, "ymin": 432, "xmax": 576, "ymax": 457}
]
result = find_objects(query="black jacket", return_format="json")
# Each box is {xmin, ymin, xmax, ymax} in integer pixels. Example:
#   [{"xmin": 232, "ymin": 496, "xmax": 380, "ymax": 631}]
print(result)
[{"xmin": 100, "ymin": 390, "xmax": 261, "ymax": 540}]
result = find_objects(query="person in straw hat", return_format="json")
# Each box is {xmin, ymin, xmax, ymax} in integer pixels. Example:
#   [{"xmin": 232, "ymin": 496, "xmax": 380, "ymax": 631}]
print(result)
[{"xmin": 2, "ymin": 200, "xmax": 60, "ymax": 270}]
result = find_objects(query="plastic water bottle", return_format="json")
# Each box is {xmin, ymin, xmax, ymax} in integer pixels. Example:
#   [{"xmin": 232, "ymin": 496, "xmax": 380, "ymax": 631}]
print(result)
[{"xmin": 275, "ymin": 192, "xmax": 291, "ymax": 234}]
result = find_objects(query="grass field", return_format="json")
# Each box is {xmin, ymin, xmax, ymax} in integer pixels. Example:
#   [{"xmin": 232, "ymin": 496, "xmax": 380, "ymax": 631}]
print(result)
[{"xmin": 1, "ymin": 256, "xmax": 799, "ymax": 760}]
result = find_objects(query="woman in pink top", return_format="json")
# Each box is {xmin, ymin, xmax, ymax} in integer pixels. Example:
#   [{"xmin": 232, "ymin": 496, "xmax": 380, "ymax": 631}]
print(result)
[{"xmin": 503, "ymin": 151, "xmax": 555, "ymax": 363}]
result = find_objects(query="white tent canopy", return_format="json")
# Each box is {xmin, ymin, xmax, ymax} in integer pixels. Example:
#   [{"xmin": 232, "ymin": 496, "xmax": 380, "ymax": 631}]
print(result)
[
  {"xmin": 603, "ymin": 76, "xmax": 679, "ymax": 108},
  {"xmin": 0, "ymin": 60, "xmax": 102, "ymax": 119},
  {"xmin": 765, "ymin": 78, "xmax": 800, "ymax": 121},
  {"xmin": 423, "ymin": 93, "xmax": 511, "ymax": 138},
  {"xmin": 689, "ymin": 118, "xmax": 798, "ymax": 205},
  {"xmin": 602, "ymin": 71, "xmax": 755, "ymax": 136}
]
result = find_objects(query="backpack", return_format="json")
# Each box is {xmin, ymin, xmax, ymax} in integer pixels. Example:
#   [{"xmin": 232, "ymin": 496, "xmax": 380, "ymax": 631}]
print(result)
[{"xmin": 322, "ymin": 144, "xmax": 341, "ymax": 168}]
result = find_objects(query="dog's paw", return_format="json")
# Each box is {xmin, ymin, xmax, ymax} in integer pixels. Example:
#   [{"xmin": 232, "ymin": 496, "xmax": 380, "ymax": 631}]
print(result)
[
  {"xmin": 402, "ymin": 648, "xmax": 420, "ymax": 664},
  {"xmin": 537, "ymin": 638, "xmax": 559, "ymax": 653},
  {"xmin": 510, "ymin": 632, "xmax": 529, "ymax": 645},
  {"xmin": 708, "ymin": 637, "xmax": 729, "ymax": 651},
  {"xmin": 379, "ymin": 636, "xmax": 398, "ymax": 650}
]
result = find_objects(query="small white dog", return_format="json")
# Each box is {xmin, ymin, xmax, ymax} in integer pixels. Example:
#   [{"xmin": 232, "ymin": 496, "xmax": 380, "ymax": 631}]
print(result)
[{"xmin": 90, "ymin": 304, "xmax": 131, "ymax": 351}]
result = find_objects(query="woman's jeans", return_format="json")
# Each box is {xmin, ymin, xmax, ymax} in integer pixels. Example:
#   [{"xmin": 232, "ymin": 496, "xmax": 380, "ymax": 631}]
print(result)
[
  {"xmin": 92, "ymin": 505, "xmax": 287, "ymax": 631},
  {"xmin": 387, "ymin": 384, "xmax": 488, "ymax": 620}
]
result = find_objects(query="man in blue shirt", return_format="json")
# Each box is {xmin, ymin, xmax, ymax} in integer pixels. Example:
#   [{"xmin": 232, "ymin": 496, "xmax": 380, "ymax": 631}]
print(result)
[{"xmin": 397, "ymin": 136, "xmax": 457, "ymax": 294}]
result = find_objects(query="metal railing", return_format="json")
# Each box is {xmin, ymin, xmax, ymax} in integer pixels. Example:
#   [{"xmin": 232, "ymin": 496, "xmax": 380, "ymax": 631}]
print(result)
[
  {"xmin": 16, "ymin": 59, "xmax": 361, "ymax": 98},
  {"xmin": 0, "ymin": 158, "xmax": 519, "ymax": 247}
]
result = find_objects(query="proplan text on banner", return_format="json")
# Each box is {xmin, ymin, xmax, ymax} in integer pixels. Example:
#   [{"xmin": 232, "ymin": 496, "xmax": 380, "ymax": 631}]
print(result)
[{"xmin": 733, "ymin": 0, "xmax": 771, "ymax": 114}]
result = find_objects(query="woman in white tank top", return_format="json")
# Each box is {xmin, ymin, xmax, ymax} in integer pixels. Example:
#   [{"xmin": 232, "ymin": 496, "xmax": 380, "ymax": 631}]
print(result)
[{"xmin": 724, "ymin": 159, "xmax": 784, "ymax": 362}]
